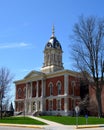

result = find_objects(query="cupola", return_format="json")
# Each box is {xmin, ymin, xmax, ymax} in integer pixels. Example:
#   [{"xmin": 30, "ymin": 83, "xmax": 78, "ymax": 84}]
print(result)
[
  {"xmin": 45, "ymin": 26, "xmax": 62, "ymax": 50},
  {"xmin": 41, "ymin": 26, "xmax": 64, "ymax": 73}
]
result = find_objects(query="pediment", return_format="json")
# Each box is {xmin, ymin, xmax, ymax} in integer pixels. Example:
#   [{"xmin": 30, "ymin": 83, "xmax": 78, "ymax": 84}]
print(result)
[{"xmin": 24, "ymin": 70, "xmax": 45, "ymax": 79}]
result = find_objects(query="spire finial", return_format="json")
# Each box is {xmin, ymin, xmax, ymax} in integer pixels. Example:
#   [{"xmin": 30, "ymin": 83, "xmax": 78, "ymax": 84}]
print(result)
[{"xmin": 52, "ymin": 25, "xmax": 55, "ymax": 37}]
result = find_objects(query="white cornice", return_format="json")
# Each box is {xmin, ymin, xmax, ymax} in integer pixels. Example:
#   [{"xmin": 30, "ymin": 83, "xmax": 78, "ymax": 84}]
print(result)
[
  {"xmin": 45, "ymin": 69, "xmax": 80, "ymax": 78},
  {"xmin": 14, "ymin": 69, "xmax": 80, "ymax": 85}
]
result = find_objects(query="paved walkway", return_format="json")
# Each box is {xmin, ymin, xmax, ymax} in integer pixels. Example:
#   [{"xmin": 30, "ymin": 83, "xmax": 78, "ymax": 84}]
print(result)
[
  {"xmin": 28, "ymin": 116, "xmax": 75, "ymax": 130},
  {"xmin": 28, "ymin": 116, "xmax": 104, "ymax": 130}
]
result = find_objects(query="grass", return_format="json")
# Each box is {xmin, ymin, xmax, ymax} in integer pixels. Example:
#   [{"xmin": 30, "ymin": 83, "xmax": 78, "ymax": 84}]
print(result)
[
  {"xmin": 39, "ymin": 116, "xmax": 104, "ymax": 125},
  {"xmin": 0, "ymin": 116, "xmax": 104, "ymax": 126},
  {"xmin": 0, "ymin": 116, "xmax": 46, "ymax": 125}
]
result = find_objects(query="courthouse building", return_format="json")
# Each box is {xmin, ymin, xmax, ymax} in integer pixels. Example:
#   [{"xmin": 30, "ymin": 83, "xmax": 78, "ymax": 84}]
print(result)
[{"xmin": 14, "ymin": 27, "xmax": 81, "ymax": 116}]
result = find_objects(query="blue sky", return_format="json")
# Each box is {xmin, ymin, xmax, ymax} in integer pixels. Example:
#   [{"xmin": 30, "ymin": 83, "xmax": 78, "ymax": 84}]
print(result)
[{"xmin": 0, "ymin": 0, "xmax": 104, "ymax": 100}]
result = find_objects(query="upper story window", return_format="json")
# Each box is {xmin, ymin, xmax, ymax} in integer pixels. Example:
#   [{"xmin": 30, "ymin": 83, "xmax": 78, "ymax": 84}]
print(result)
[
  {"xmin": 18, "ymin": 88, "xmax": 22, "ymax": 98},
  {"xmin": 71, "ymin": 81, "xmax": 76, "ymax": 95},
  {"xmin": 56, "ymin": 81, "xmax": 62, "ymax": 95},
  {"xmin": 49, "ymin": 82, "xmax": 53, "ymax": 96}
]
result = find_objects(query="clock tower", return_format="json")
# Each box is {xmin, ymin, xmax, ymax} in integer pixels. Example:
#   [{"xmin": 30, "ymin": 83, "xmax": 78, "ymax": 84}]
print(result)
[{"xmin": 41, "ymin": 26, "xmax": 64, "ymax": 73}]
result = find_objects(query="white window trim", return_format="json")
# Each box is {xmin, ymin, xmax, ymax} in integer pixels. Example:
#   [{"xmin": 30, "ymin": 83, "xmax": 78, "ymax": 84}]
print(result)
[
  {"xmin": 48, "ymin": 82, "xmax": 53, "ymax": 96},
  {"xmin": 56, "ymin": 81, "xmax": 62, "ymax": 95},
  {"xmin": 57, "ymin": 99, "xmax": 61, "ymax": 111},
  {"xmin": 71, "ymin": 81, "xmax": 76, "ymax": 96}
]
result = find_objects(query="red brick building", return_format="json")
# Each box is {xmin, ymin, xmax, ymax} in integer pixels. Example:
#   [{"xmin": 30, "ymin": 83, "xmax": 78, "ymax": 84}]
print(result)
[{"xmin": 14, "ymin": 26, "xmax": 81, "ymax": 116}]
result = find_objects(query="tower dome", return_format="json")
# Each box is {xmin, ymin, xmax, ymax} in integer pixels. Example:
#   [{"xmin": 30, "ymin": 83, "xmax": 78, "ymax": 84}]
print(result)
[
  {"xmin": 41, "ymin": 26, "xmax": 64, "ymax": 73},
  {"xmin": 45, "ymin": 26, "xmax": 62, "ymax": 50}
]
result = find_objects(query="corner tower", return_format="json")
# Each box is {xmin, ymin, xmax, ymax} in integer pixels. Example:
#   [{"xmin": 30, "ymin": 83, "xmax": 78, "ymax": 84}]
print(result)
[{"xmin": 41, "ymin": 26, "xmax": 64, "ymax": 73}]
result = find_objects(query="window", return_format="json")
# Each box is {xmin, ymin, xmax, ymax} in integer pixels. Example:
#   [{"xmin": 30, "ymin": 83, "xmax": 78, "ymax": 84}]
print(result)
[
  {"xmin": 32, "ymin": 101, "xmax": 36, "ymax": 111},
  {"xmin": 32, "ymin": 86, "xmax": 36, "ymax": 97},
  {"xmin": 49, "ymin": 100, "xmax": 53, "ymax": 111},
  {"xmin": 71, "ymin": 81, "xmax": 76, "ymax": 95},
  {"xmin": 18, "ymin": 88, "xmax": 22, "ymax": 98},
  {"xmin": 56, "ymin": 81, "xmax": 61, "ymax": 95},
  {"xmin": 57, "ymin": 99, "xmax": 61, "ymax": 111},
  {"xmin": 49, "ymin": 82, "xmax": 53, "ymax": 96}
]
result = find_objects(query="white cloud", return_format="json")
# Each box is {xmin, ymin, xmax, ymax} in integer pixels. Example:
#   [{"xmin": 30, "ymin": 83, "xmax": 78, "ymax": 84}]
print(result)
[{"xmin": 0, "ymin": 42, "xmax": 30, "ymax": 49}]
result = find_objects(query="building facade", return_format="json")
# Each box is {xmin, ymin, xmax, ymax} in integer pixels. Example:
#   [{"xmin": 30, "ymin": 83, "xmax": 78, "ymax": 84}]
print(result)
[{"xmin": 14, "ymin": 26, "xmax": 81, "ymax": 116}]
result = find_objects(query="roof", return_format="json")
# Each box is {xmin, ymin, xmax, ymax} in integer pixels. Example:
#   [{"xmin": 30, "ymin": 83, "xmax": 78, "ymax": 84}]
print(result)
[
  {"xmin": 45, "ymin": 25, "xmax": 62, "ymax": 50},
  {"xmin": 14, "ymin": 70, "xmax": 46, "ymax": 84}
]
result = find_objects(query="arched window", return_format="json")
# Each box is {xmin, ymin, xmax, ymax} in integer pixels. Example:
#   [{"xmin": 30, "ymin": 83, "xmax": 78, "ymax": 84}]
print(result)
[
  {"xmin": 56, "ymin": 81, "xmax": 62, "ymax": 95},
  {"xmin": 49, "ymin": 82, "xmax": 53, "ymax": 96},
  {"xmin": 18, "ymin": 88, "xmax": 22, "ymax": 98},
  {"xmin": 71, "ymin": 81, "xmax": 76, "ymax": 95}
]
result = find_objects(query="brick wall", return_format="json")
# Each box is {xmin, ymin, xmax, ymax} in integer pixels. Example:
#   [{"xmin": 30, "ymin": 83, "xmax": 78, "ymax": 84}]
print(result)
[
  {"xmin": 45, "ymin": 75, "xmax": 64, "ymax": 96},
  {"xmin": 16, "ymin": 83, "xmax": 26, "ymax": 99}
]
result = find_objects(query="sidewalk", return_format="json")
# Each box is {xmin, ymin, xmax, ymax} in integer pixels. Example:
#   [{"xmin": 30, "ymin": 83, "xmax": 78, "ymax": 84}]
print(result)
[
  {"xmin": 28, "ymin": 116, "xmax": 104, "ymax": 130},
  {"xmin": 28, "ymin": 116, "xmax": 75, "ymax": 130}
]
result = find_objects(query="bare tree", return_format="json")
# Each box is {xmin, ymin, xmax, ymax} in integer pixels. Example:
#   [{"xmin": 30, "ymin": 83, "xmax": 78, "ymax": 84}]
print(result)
[
  {"xmin": 71, "ymin": 16, "xmax": 104, "ymax": 117},
  {"xmin": 0, "ymin": 67, "xmax": 13, "ymax": 119}
]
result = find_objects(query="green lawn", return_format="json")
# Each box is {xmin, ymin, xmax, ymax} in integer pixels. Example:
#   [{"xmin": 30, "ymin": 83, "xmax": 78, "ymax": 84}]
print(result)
[
  {"xmin": 0, "ymin": 116, "xmax": 104, "ymax": 125},
  {"xmin": 0, "ymin": 116, "xmax": 46, "ymax": 125},
  {"xmin": 39, "ymin": 116, "xmax": 104, "ymax": 125}
]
